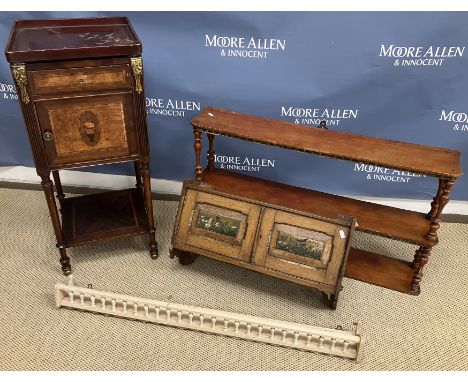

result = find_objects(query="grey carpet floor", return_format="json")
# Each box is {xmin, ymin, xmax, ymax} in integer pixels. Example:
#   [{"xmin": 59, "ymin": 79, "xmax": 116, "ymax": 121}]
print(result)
[{"xmin": 0, "ymin": 187, "xmax": 467, "ymax": 371}]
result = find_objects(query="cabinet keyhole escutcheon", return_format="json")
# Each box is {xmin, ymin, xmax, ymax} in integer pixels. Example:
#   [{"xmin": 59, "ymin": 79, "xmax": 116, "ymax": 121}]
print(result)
[{"xmin": 43, "ymin": 131, "xmax": 53, "ymax": 141}]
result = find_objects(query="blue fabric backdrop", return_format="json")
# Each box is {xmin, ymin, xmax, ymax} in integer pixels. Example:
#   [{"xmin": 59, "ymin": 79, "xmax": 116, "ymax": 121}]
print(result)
[{"xmin": 0, "ymin": 11, "xmax": 466, "ymax": 200}]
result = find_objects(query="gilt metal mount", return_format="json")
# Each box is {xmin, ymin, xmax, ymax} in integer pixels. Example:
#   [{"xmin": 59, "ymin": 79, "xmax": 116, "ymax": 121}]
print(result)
[
  {"xmin": 11, "ymin": 64, "xmax": 29, "ymax": 104},
  {"xmin": 130, "ymin": 57, "xmax": 143, "ymax": 94}
]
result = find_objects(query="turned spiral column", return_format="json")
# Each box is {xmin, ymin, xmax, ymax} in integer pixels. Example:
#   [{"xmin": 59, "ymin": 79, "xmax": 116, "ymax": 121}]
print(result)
[
  {"xmin": 207, "ymin": 133, "xmax": 215, "ymax": 171},
  {"xmin": 193, "ymin": 128, "xmax": 203, "ymax": 181},
  {"xmin": 411, "ymin": 178, "xmax": 454, "ymax": 293}
]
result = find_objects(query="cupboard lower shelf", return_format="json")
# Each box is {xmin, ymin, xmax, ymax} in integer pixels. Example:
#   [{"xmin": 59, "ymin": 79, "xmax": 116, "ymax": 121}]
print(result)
[
  {"xmin": 345, "ymin": 248, "xmax": 417, "ymax": 295},
  {"xmin": 199, "ymin": 169, "xmax": 425, "ymax": 295},
  {"xmin": 202, "ymin": 169, "xmax": 432, "ymax": 246},
  {"xmin": 62, "ymin": 188, "xmax": 149, "ymax": 247}
]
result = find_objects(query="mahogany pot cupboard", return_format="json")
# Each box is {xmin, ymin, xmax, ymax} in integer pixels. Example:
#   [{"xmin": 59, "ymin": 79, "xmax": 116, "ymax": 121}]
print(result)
[{"xmin": 5, "ymin": 17, "xmax": 158, "ymax": 274}]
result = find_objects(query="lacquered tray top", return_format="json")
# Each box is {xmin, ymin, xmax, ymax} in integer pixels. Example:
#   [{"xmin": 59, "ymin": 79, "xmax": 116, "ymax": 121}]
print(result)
[{"xmin": 5, "ymin": 17, "xmax": 141, "ymax": 62}]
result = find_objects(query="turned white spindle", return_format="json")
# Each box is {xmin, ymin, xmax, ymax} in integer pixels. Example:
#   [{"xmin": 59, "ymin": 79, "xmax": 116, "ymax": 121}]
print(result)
[
  {"xmin": 257, "ymin": 326, "xmax": 263, "ymax": 337},
  {"xmin": 69, "ymin": 291, "xmax": 74, "ymax": 303},
  {"xmin": 306, "ymin": 334, "xmax": 312, "ymax": 346},
  {"xmin": 80, "ymin": 293, "xmax": 84, "ymax": 305},
  {"xmin": 293, "ymin": 332, "xmax": 299, "ymax": 345},
  {"xmin": 166, "ymin": 309, "xmax": 171, "ymax": 321},
  {"xmin": 282, "ymin": 330, "xmax": 287, "ymax": 343},
  {"xmin": 211, "ymin": 317, "xmax": 217, "ymax": 329},
  {"xmin": 200, "ymin": 314, "xmax": 204, "ymax": 327},
  {"xmin": 177, "ymin": 311, "xmax": 182, "ymax": 323},
  {"xmin": 133, "ymin": 303, "xmax": 138, "ymax": 315},
  {"xmin": 330, "ymin": 338, "xmax": 336, "ymax": 350},
  {"xmin": 270, "ymin": 328, "xmax": 275, "ymax": 340},
  {"xmin": 343, "ymin": 341, "xmax": 349, "ymax": 352},
  {"xmin": 318, "ymin": 336, "xmax": 324, "ymax": 348},
  {"xmin": 111, "ymin": 299, "xmax": 116, "ymax": 312},
  {"xmin": 246, "ymin": 323, "xmax": 251, "ymax": 335},
  {"xmin": 188, "ymin": 313, "xmax": 193, "ymax": 325},
  {"xmin": 234, "ymin": 321, "xmax": 239, "ymax": 333},
  {"xmin": 155, "ymin": 307, "xmax": 160, "ymax": 319},
  {"xmin": 101, "ymin": 297, "xmax": 106, "ymax": 309},
  {"xmin": 122, "ymin": 301, "xmax": 127, "ymax": 313},
  {"xmin": 223, "ymin": 319, "xmax": 229, "ymax": 331},
  {"xmin": 90, "ymin": 295, "xmax": 95, "ymax": 307},
  {"xmin": 144, "ymin": 305, "xmax": 149, "ymax": 317}
]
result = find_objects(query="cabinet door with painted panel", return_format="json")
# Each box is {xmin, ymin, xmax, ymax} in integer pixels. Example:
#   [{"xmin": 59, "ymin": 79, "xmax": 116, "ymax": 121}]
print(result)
[
  {"xmin": 253, "ymin": 209, "xmax": 350, "ymax": 285},
  {"xmin": 35, "ymin": 92, "xmax": 138, "ymax": 166},
  {"xmin": 176, "ymin": 189, "xmax": 261, "ymax": 262}
]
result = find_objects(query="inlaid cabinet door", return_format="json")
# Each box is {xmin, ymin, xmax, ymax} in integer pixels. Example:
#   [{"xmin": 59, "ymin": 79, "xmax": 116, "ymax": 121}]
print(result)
[
  {"xmin": 35, "ymin": 92, "xmax": 138, "ymax": 166},
  {"xmin": 176, "ymin": 190, "xmax": 261, "ymax": 262},
  {"xmin": 252, "ymin": 209, "xmax": 350, "ymax": 285}
]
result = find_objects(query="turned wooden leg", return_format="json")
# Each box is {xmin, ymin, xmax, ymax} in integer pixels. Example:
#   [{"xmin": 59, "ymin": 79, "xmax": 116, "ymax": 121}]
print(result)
[
  {"xmin": 411, "ymin": 178, "xmax": 455, "ymax": 292},
  {"xmin": 41, "ymin": 174, "xmax": 71, "ymax": 275},
  {"xmin": 410, "ymin": 246, "xmax": 431, "ymax": 294},
  {"xmin": 179, "ymin": 252, "xmax": 198, "ymax": 265},
  {"xmin": 140, "ymin": 162, "xmax": 158, "ymax": 259},
  {"xmin": 207, "ymin": 133, "xmax": 215, "ymax": 171},
  {"xmin": 52, "ymin": 170, "xmax": 65, "ymax": 208},
  {"xmin": 134, "ymin": 160, "xmax": 143, "ymax": 192},
  {"xmin": 427, "ymin": 178, "xmax": 444, "ymax": 220},
  {"xmin": 320, "ymin": 292, "xmax": 337, "ymax": 309},
  {"xmin": 193, "ymin": 128, "xmax": 203, "ymax": 181},
  {"xmin": 170, "ymin": 247, "xmax": 198, "ymax": 265}
]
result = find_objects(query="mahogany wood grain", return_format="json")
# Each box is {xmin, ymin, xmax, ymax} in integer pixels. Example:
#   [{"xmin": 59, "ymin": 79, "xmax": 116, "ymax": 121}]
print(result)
[
  {"xmin": 192, "ymin": 106, "xmax": 462, "ymax": 179},
  {"xmin": 202, "ymin": 168, "xmax": 433, "ymax": 246}
]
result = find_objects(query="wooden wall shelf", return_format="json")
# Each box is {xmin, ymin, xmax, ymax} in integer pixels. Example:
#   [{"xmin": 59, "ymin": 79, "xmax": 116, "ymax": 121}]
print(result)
[
  {"xmin": 175, "ymin": 106, "xmax": 462, "ymax": 296},
  {"xmin": 192, "ymin": 107, "xmax": 462, "ymax": 179}
]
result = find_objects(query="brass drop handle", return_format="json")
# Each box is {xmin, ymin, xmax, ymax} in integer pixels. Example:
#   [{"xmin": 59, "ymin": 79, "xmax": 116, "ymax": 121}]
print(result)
[
  {"xmin": 79, "ymin": 78, "xmax": 85, "ymax": 85},
  {"xmin": 43, "ymin": 131, "xmax": 53, "ymax": 141}
]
